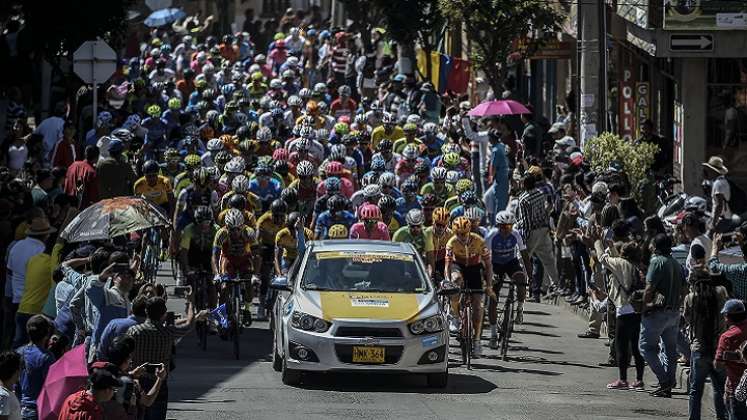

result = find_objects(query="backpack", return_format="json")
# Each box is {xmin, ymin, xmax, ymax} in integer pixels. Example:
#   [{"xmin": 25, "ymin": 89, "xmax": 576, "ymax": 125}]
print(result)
[{"xmin": 727, "ymin": 177, "xmax": 747, "ymax": 215}]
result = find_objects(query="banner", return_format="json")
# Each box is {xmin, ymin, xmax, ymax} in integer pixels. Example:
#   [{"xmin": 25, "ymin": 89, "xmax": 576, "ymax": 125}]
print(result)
[
  {"xmin": 619, "ymin": 70, "xmax": 636, "ymax": 140},
  {"xmin": 635, "ymin": 82, "xmax": 650, "ymax": 138},
  {"xmin": 664, "ymin": 0, "xmax": 747, "ymax": 30}
]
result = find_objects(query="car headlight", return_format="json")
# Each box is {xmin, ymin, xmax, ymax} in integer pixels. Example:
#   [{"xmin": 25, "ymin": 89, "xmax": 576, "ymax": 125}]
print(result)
[
  {"xmin": 409, "ymin": 315, "xmax": 445, "ymax": 335},
  {"xmin": 291, "ymin": 311, "xmax": 330, "ymax": 333}
]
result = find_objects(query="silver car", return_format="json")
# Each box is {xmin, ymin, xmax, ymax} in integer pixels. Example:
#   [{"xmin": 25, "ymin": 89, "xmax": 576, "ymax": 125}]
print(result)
[{"xmin": 270, "ymin": 240, "xmax": 449, "ymax": 387}]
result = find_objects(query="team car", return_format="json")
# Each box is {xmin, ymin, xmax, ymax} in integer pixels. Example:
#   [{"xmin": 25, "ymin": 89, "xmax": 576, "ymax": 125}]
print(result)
[{"xmin": 270, "ymin": 240, "xmax": 449, "ymax": 387}]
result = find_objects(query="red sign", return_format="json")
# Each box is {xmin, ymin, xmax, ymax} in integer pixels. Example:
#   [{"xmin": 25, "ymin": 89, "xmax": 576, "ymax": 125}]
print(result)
[{"xmin": 619, "ymin": 69, "xmax": 635, "ymax": 140}]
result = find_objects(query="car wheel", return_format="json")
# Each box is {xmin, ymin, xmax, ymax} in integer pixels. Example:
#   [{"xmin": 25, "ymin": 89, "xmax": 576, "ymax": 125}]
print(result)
[
  {"xmin": 281, "ymin": 357, "xmax": 302, "ymax": 386},
  {"xmin": 272, "ymin": 338, "xmax": 282, "ymax": 372},
  {"xmin": 427, "ymin": 371, "xmax": 448, "ymax": 388}
]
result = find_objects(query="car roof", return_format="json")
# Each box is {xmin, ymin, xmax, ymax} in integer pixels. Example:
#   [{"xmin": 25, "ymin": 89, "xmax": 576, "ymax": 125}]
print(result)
[{"xmin": 308, "ymin": 239, "xmax": 416, "ymax": 254}]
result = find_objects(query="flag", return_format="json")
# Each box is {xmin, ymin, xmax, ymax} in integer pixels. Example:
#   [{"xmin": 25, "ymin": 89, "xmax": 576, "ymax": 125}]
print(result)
[
  {"xmin": 211, "ymin": 304, "xmax": 229, "ymax": 329},
  {"xmin": 446, "ymin": 57, "xmax": 470, "ymax": 94}
]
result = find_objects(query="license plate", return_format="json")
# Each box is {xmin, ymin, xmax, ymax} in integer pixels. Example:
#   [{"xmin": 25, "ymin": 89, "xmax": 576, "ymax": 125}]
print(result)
[{"xmin": 352, "ymin": 346, "xmax": 385, "ymax": 363}]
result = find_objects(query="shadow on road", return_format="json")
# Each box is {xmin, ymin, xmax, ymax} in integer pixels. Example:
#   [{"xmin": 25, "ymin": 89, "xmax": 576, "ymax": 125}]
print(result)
[
  {"xmin": 506, "ymin": 355, "xmax": 602, "ymax": 370},
  {"xmin": 169, "ymin": 324, "xmax": 273, "ymax": 402},
  {"xmin": 293, "ymin": 371, "xmax": 497, "ymax": 394},
  {"xmin": 519, "ymin": 321, "xmax": 557, "ymax": 329},
  {"xmin": 467, "ymin": 362, "xmax": 562, "ymax": 376},
  {"xmin": 506, "ymin": 346, "xmax": 564, "ymax": 355},
  {"xmin": 512, "ymin": 329, "xmax": 561, "ymax": 338}
]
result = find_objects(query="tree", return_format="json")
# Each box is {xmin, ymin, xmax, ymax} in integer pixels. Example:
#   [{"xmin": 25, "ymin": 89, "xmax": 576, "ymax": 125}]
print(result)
[
  {"xmin": 17, "ymin": 0, "xmax": 134, "ymax": 61},
  {"xmin": 337, "ymin": 0, "xmax": 385, "ymax": 49},
  {"xmin": 439, "ymin": 0, "xmax": 561, "ymax": 96},
  {"xmin": 374, "ymin": 0, "xmax": 445, "ymax": 77}
]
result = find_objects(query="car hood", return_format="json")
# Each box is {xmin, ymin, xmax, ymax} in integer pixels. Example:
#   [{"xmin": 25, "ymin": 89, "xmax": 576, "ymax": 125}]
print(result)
[{"xmin": 295, "ymin": 290, "xmax": 432, "ymax": 322}]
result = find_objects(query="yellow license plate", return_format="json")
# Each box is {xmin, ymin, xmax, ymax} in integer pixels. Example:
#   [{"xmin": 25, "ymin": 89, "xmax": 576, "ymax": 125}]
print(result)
[{"xmin": 352, "ymin": 346, "xmax": 385, "ymax": 363}]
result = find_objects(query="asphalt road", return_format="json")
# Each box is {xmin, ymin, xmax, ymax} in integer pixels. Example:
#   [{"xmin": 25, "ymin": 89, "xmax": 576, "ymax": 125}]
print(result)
[{"xmin": 158, "ymin": 268, "xmax": 708, "ymax": 420}]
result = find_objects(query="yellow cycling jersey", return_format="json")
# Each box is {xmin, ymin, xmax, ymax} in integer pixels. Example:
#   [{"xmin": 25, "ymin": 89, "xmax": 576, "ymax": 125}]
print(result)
[
  {"xmin": 134, "ymin": 175, "xmax": 172, "ymax": 206},
  {"xmin": 256, "ymin": 211, "xmax": 285, "ymax": 246},
  {"xmin": 275, "ymin": 227, "xmax": 313, "ymax": 260},
  {"xmin": 445, "ymin": 233, "xmax": 489, "ymax": 266}
]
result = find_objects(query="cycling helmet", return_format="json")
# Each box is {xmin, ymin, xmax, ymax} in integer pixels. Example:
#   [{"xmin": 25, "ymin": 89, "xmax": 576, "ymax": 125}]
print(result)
[
  {"xmin": 325, "ymin": 177, "xmax": 341, "ymax": 193},
  {"xmin": 379, "ymin": 172, "xmax": 396, "ymax": 187},
  {"xmin": 459, "ymin": 190, "xmax": 477, "ymax": 205},
  {"xmin": 361, "ymin": 172, "xmax": 377, "ymax": 187},
  {"xmin": 446, "ymin": 170, "xmax": 461, "ymax": 185},
  {"xmin": 184, "ymin": 154, "xmax": 202, "ymax": 169},
  {"xmin": 194, "ymin": 206, "xmax": 213, "ymax": 223},
  {"xmin": 287, "ymin": 95, "xmax": 302, "ymax": 107},
  {"xmin": 298, "ymin": 88, "xmax": 312, "ymax": 100},
  {"xmin": 296, "ymin": 160, "xmax": 315, "ymax": 177},
  {"xmin": 221, "ymin": 83, "xmax": 236, "ymax": 97},
  {"xmin": 442, "ymin": 143, "xmax": 461, "ymax": 155},
  {"xmin": 360, "ymin": 204, "xmax": 382, "ymax": 221},
  {"xmin": 207, "ymin": 138, "xmax": 224, "ymax": 151},
  {"xmin": 254, "ymin": 164, "xmax": 272, "ymax": 177},
  {"xmin": 111, "ymin": 128, "xmax": 134, "ymax": 142},
  {"xmin": 316, "ymin": 128, "xmax": 329, "ymax": 140},
  {"xmin": 328, "ymin": 224, "xmax": 348, "ymax": 239},
  {"xmin": 370, "ymin": 157, "xmax": 386, "ymax": 172},
  {"xmin": 281, "ymin": 69, "xmax": 295, "ymax": 79},
  {"xmin": 324, "ymin": 160, "xmax": 343, "ymax": 176},
  {"xmin": 452, "ymin": 216, "xmax": 472, "ymax": 234},
  {"xmin": 168, "ymin": 97, "xmax": 182, "ymax": 110},
  {"xmin": 338, "ymin": 85, "xmax": 352, "ymax": 96},
  {"xmin": 270, "ymin": 199, "xmax": 288, "ymax": 215},
  {"xmin": 228, "ymin": 193, "xmax": 247, "ymax": 210},
  {"xmin": 224, "ymin": 208, "xmax": 245, "ymax": 228},
  {"xmin": 421, "ymin": 193, "xmax": 438, "ymax": 208},
  {"xmin": 192, "ymin": 167, "xmax": 211, "ymax": 187},
  {"xmin": 432, "ymin": 207, "xmax": 450, "ymax": 226},
  {"xmin": 495, "ymin": 210, "xmax": 516, "ymax": 225},
  {"xmin": 298, "ymin": 125, "xmax": 315, "ymax": 139},
  {"xmin": 146, "ymin": 104, "xmax": 161, "ymax": 117},
  {"xmin": 402, "ymin": 144, "xmax": 419, "ymax": 160},
  {"xmin": 363, "ymin": 184, "xmax": 382, "ymax": 199},
  {"xmin": 254, "ymin": 53, "xmax": 266, "ymax": 62},
  {"xmin": 443, "ymin": 152, "xmax": 461, "ymax": 168},
  {"xmin": 423, "ymin": 122, "xmax": 438, "ymax": 135},
  {"xmin": 214, "ymin": 150, "xmax": 233, "ymax": 170},
  {"xmin": 684, "ymin": 196, "xmax": 708, "ymax": 214},
  {"xmin": 334, "ymin": 122, "xmax": 349, "ymax": 135},
  {"xmin": 274, "ymin": 160, "xmax": 290, "ymax": 176},
  {"xmin": 403, "ymin": 122, "xmax": 417, "ymax": 133},
  {"xmin": 377, "ymin": 139, "xmax": 393, "ymax": 151},
  {"xmin": 330, "ymin": 144, "xmax": 347, "ymax": 160},
  {"xmin": 272, "ymin": 148, "xmax": 289, "ymax": 162},
  {"xmin": 406, "ymin": 209, "xmax": 425, "ymax": 226},
  {"xmin": 224, "ymin": 157, "xmax": 246, "ymax": 174},
  {"xmin": 401, "ymin": 177, "xmax": 419, "ymax": 193},
  {"xmin": 231, "ymin": 175, "xmax": 250, "ymax": 193},
  {"xmin": 270, "ymin": 107, "xmax": 284, "ymax": 119},
  {"xmin": 269, "ymin": 78, "xmax": 282, "ymax": 89},
  {"xmin": 381, "ymin": 113, "xmax": 395, "ymax": 124},
  {"xmin": 143, "ymin": 160, "xmax": 160, "ymax": 175},
  {"xmin": 406, "ymin": 114, "xmax": 421, "ymax": 126},
  {"xmin": 342, "ymin": 134, "xmax": 358, "ymax": 146},
  {"xmin": 256, "ymin": 127, "xmax": 273, "ymax": 142},
  {"xmin": 378, "ymin": 195, "xmax": 397, "ymax": 213},
  {"xmin": 295, "ymin": 138, "xmax": 311, "ymax": 151},
  {"xmin": 464, "ymin": 206, "xmax": 485, "ymax": 221},
  {"xmin": 431, "ymin": 166, "xmax": 447, "ymax": 181},
  {"xmin": 455, "ymin": 178, "xmax": 474, "ymax": 194},
  {"xmin": 313, "ymin": 82, "xmax": 327, "ymax": 95},
  {"xmin": 414, "ymin": 160, "xmax": 429, "ymax": 175},
  {"xmin": 164, "ymin": 148, "xmax": 180, "ymax": 162},
  {"xmin": 328, "ymin": 195, "xmax": 346, "ymax": 213},
  {"xmin": 281, "ymin": 187, "xmax": 298, "ymax": 207}
]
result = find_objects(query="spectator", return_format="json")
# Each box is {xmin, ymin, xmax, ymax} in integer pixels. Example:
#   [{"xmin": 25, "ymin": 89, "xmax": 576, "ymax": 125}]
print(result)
[
  {"xmin": 96, "ymin": 139, "xmax": 136, "ymax": 199},
  {"xmin": 709, "ymin": 233, "xmax": 747, "ymax": 300},
  {"xmin": 30, "ymin": 169, "xmax": 53, "ymax": 207},
  {"xmin": 0, "ymin": 351, "xmax": 22, "ymax": 420},
  {"xmin": 16, "ymin": 315, "xmax": 54, "ymax": 419},
  {"xmin": 97, "ymin": 295, "xmax": 148, "ymax": 361},
  {"xmin": 715, "ymin": 299, "xmax": 747, "ymax": 419},
  {"xmin": 33, "ymin": 102, "xmax": 65, "ymax": 165},
  {"xmin": 83, "ymin": 260, "xmax": 134, "ymax": 359},
  {"xmin": 57, "ymin": 362, "xmax": 122, "ymax": 420},
  {"xmin": 12, "ymin": 236, "xmax": 55, "ymax": 349},
  {"xmin": 639, "ymin": 233, "xmax": 685, "ymax": 398},
  {"xmin": 50, "ymin": 120, "xmax": 78, "ymax": 169},
  {"xmin": 63, "ymin": 145, "xmax": 99, "ymax": 209}
]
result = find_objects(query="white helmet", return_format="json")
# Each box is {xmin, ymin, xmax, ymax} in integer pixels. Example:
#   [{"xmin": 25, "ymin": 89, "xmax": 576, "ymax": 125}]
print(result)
[
  {"xmin": 231, "ymin": 175, "xmax": 250, "ymax": 193},
  {"xmin": 406, "ymin": 209, "xmax": 425, "ymax": 226},
  {"xmin": 423, "ymin": 122, "xmax": 438, "ymax": 134},
  {"xmin": 206, "ymin": 138, "xmax": 224, "ymax": 151},
  {"xmin": 684, "ymin": 196, "xmax": 708, "ymax": 214},
  {"xmin": 224, "ymin": 208, "xmax": 245, "ymax": 228},
  {"xmin": 406, "ymin": 114, "xmax": 421, "ymax": 125},
  {"xmin": 270, "ymin": 78, "xmax": 282, "ymax": 89},
  {"xmin": 256, "ymin": 126, "xmax": 273, "ymax": 142},
  {"xmin": 495, "ymin": 210, "xmax": 516, "ymax": 225},
  {"xmin": 224, "ymin": 157, "xmax": 246, "ymax": 174},
  {"xmin": 296, "ymin": 160, "xmax": 315, "ymax": 177},
  {"xmin": 287, "ymin": 95, "xmax": 302, "ymax": 107},
  {"xmin": 379, "ymin": 172, "xmax": 396, "ymax": 187}
]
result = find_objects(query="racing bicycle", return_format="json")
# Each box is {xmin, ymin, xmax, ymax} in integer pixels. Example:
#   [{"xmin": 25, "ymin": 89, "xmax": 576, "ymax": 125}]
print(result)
[
  {"xmin": 221, "ymin": 276, "xmax": 253, "ymax": 360},
  {"xmin": 457, "ymin": 288, "xmax": 484, "ymax": 370},
  {"xmin": 497, "ymin": 279, "xmax": 516, "ymax": 360},
  {"xmin": 188, "ymin": 270, "xmax": 212, "ymax": 351}
]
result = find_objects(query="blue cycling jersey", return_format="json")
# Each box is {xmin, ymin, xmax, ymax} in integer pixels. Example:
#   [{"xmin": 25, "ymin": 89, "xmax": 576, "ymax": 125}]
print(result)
[{"xmin": 484, "ymin": 228, "xmax": 525, "ymax": 264}]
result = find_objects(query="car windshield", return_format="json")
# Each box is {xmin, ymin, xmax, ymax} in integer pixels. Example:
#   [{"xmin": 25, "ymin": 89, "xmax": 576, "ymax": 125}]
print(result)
[{"xmin": 301, "ymin": 250, "xmax": 427, "ymax": 293}]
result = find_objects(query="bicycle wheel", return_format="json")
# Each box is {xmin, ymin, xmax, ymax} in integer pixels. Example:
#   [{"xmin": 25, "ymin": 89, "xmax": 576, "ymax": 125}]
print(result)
[
  {"xmin": 500, "ymin": 301, "xmax": 513, "ymax": 360},
  {"xmin": 465, "ymin": 306, "xmax": 472, "ymax": 370},
  {"xmin": 232, "ymin": 287, "xmax": 242, "ymax": 360}
]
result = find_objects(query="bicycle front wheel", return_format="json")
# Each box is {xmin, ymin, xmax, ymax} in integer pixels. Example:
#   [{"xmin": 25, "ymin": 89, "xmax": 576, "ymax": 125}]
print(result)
[
  {"xmin": 500, "ymin": 302, "xmax": 513, "ymax": 360},
  {"xmin": 233, "ymin": 289, "xmax": 242, "ymax": 360}
]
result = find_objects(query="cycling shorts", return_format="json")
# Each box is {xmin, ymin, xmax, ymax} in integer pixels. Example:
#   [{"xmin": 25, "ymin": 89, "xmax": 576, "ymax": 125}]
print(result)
[
  {"xmin": 220, "ymin": 254, "xmax": 252, "ymax": 278},
  {"xmin": 453, "ymin": 263, "xmax": 483, "ymax": 291},
  {"xmin": 492, "ymin": 259, "xmax": 523, "ymax": 283}
]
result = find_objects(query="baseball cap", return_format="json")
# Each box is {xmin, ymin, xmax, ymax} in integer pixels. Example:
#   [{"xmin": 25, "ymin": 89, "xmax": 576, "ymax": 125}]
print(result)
[
  {"xmin": 591, "ymin": 181, "xmax": 609, "ymax": 195},
  {"xmin": 548, "ymin": 122, "xmax": 566, "ymax": 134},
  {"xmin": 722, "ymin": 299, "xmax": 746, "ymax": 315},
  {"xmin": 555, "ymin": 136, "xmax": 576, "ymax": 148}
]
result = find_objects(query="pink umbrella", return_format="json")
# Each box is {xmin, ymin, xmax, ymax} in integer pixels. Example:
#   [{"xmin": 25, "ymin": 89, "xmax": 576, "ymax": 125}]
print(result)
[
  {"xmin": 467, "ymin": 99, "xmax": 530, "ymax": 117},
  {"xmin": 37, "ymin": 345, "xmax": 89, "ymax": 420}
]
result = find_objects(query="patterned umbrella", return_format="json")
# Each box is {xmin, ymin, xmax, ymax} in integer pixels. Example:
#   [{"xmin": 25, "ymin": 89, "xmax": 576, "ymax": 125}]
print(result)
[
  {"xmin": 144, "ymin": 7, "xmax": 186, "ymax": 27},
  {"xmin": 60, "ymin": 196, "xmax": 171, "ymax": 243},
  {"xmin": 467, "ymin": 99, "xmax": 530, "ymax": 117}
]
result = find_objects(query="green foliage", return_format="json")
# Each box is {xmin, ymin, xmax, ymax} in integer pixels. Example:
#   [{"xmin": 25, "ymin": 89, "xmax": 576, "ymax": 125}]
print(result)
[
  {"xmin": 583, "ymin": 132, "xmax": 659, "ymax": 200},
  {"xmin": 438, "ymin": 0, "xmax": 562, "ymax": 94},
  {"xmin": 19, "ymin": 0, "xmax": 135, "ymax": 60}
]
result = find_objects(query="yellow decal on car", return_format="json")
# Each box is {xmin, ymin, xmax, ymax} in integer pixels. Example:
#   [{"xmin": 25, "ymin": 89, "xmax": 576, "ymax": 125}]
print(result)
[{"xmin": 320, "ymin": 292, "xmax": 420, "ymax": 321}]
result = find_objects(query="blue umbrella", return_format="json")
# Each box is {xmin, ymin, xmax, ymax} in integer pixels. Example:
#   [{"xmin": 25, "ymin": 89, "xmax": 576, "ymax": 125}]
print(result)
[{"xmin": 144, "ymin": 8, "xmax": 186, "ymax": 27}]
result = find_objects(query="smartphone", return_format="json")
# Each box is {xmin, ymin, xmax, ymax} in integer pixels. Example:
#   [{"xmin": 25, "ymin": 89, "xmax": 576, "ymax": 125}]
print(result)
[
  {"xmin": 113, "ymin": 262, "xmax": 130, "ymax": 272},
  {"xmin": 145, "ymin": 363, "xmax": 163, "ymax": 374}
]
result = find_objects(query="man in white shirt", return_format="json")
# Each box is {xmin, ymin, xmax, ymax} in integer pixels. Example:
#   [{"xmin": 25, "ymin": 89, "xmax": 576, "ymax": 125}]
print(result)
[
  {"xmin": 681, "ymin": 212, "xmax": 712, "ymax": 272},
  {"xmin": 33, "ymin": 103, "xmax": 66, "ymax": 165},
  {"xmin": 703, "ymin": 156, "xmax": 732, "ymax": 232}
]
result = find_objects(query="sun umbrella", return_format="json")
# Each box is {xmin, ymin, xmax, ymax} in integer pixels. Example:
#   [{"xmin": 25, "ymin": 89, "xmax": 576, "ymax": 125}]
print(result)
[
  {"xmin": 37, "ymin": 345, "xmax": 88, "ymax": 420},
  {"xmin": 144, "ymin": 7, "xmax": 186, "ymax": 27},
  {"xmin": 467, "ymin": 99, "xmax": 530, "ymax": 117},
  {"xmin": 60, "ymin": 196, "xmax": 171, "ymax": 243}
]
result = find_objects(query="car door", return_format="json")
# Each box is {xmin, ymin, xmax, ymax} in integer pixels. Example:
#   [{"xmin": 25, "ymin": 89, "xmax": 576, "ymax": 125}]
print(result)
[{"xmin": 274, "ymin": 252, "xmax": 303, "ymax": 356}]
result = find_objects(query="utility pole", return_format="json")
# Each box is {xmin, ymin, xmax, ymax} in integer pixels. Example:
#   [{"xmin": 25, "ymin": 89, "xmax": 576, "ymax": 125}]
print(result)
[{"xmin": 578, "ymin": 0, "xmax": 605, "ymax": 146}]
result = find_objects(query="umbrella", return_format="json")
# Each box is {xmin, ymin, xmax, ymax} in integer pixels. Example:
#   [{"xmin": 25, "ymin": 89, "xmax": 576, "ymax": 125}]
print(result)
[
  {"xmin": 60, "ymin": 196, "xmax": 171, "ymax": 243},
  {"xmin": 144, "ymin": 7, "xmax": 186, "ymax": 27},
  {"xmin": 37, "ymin": 345, "xmax": 88, "ymax": 420},
  {"xmin": 467, "ymin": 99, "xmax": 530, "ymax": 117}
]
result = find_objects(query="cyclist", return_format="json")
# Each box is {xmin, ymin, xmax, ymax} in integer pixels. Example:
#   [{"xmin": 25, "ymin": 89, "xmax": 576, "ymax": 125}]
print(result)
[
  {"xmin": 314, "ymin": 195, "xmax": 356, "ymax": 239},
  {"xmin": 392, "ymin": 209, "xmax": 435, "ymax": 275},
  {"xmin": 250, "ymin": 164, "xmax": 283, "ymax": 213},
  {"xmin": 349, "ymin": 204, "xmax": 390, "ymax": 240},
  {"xmin": 173, "ymin": 154, "xmax": 202, "ymax": 198},
  {"xmin": 427, "ymin": 207, "xmax": 453, "ymax": 281},
  {"xmin": 212, "ymin": 208, "xmax": 260, "ymax": 325},
  {"xmin": 396, "ymin": 177, "xmax": 423, "ymax": 215},
  {"xmin": 220, "ymin": 174, "xmax": 261, "ymax": 215},
  {"xmin": 174, "ymin": 167, "xmax": 219, "ymax": 230},
  {"xmin": 255, "ymin": 199, "xmax": 288, "ymax": 319},
  {"xmin": 218, "ymin": 193, "xmax": 258, "ymax": 229},
  {"xmin": 393, "ymin": 123, "xmax": 422, "ymax": 154},
  {"xmin": 420, "ymin": 166, "xmax": 454, "ymax": 208},
  {"xmin": 287, "ymin": 160, "xmax": 318, "ymax": 221},
  {"xmin": 134, "ymin": 160, "xmax": 174, "ymax": 213},
  {"xmin": 274, "ymin": 211, "xmax": 313, "ymax": 276},
  {"xmin": 378, "ymin": 194, "xmax": 404, "ymax": 237},
  {"xmin": 487, "ymin": 211, "xmax": 532, "ymax": 342},
  {"xmin": 180, "ymin": 206, "xmax": 218, "ymax": 307},
  {"xmin": 371, "ymin": 139, "xmax": 400, "ymax": 172},
  {"xmin": 371, "ymin": 113, "xmax": 403, "ymax": 150},
  {"xmin": 445, "ymin": 216, "xmax": 495, "ymax": 357}
]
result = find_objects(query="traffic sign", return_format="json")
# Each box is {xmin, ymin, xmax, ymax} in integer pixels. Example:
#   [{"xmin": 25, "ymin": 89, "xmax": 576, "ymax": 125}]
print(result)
[
  {"xmin": 73, "ymin": 40, "xmax": 117, "ymax": 84},
  {"xmin": 73, "ymin": 40, "xmax": 118, "ymax": 127},
  {"xmin": 669, "ymin": 34, "xmax": 714, "ymax": 51}
]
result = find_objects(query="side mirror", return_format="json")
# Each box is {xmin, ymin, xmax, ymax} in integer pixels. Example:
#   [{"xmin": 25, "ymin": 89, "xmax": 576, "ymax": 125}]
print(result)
[{"xmin": 270, "ymin": 276, "xmax": 291, "ymax": 291}]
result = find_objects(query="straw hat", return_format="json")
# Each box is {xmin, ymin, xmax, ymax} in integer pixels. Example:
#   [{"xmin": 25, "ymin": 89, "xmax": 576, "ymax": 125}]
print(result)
[
  {"xmin": 702, "ymin": 156, "xmax": 728, "ymax": 175},
  {"xmin": 26, "ymin": 217, "xmax": 56, "ymax": 236}
]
